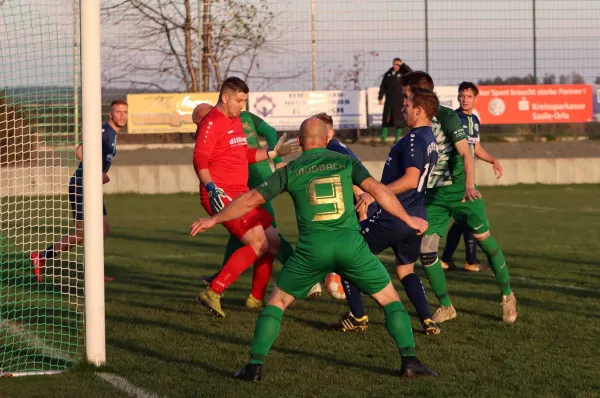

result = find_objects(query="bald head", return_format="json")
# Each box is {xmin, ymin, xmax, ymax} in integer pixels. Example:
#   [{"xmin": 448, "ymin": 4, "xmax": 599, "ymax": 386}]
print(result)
[
  {"xmin": 192, "ymin": 103, "xmax": 214, "ymax": 125},
  {"xmin": 298, "ymin": 117, "xmax": 328, "ymax": 150}
]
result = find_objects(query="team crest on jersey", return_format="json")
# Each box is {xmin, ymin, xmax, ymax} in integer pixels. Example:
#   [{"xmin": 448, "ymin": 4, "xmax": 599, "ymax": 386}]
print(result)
[{"xmin": 254, "ymin": 95, "xmax": 276, "ymax": 118}]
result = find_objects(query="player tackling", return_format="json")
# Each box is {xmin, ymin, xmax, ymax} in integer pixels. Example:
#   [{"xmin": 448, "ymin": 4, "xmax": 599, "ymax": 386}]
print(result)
[
  {"xmin": 402, "ymin": 72, "xmax": 517, "ymax": 324},
  {"xmin": 191, "ymin": 117, "xmax": 438, "ymax": 380},
  {"xmin": 193, "ymin": 77, "xmax": 299, "ymax": 317},
  {"xmin": 192, "ymin": 104, "xmax": 322, "ymax": 298},
  {"xmin": 331, "ymin": 87, "xmax": 441, "ymax": 335}
]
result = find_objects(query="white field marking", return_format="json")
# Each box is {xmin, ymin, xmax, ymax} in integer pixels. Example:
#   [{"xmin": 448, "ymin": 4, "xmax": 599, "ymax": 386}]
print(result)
[
  {"xmin": 0, "ymin": 370, "xmax": 65, "ymax": 377},
  {"xmin": 510, "ymin": 276, "xmax": 598, "ymax": 294},
  {"xmin": 493, "ymin": 202, "xmax": 600, "ymax": 214},
  {"xmin": 0, "ymin": 318, "xmax": 75, "ymax": 363},
  {"xmin": 375, "ymin": 255, "xmax": 597, "ymax": 294},
  {"xmin": 96, "ymin": 372, "xmax": 163, "ymax": 398},
  {"xmin": 493, "ymin": 203, "xmax": 557, "ymax": 212}
]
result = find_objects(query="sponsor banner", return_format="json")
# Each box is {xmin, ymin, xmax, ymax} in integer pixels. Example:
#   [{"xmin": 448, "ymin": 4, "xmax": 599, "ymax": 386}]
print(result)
[
  {"xmin": 593, "ymin": 85, "xmax": 600, "ymax": 122},
  {"xmin": 474, "ymin": 84, "xmax": 593, "ymax": 124},
  {"xmin": 366, "ymin": 86, "xmax": 459, "ymax": 127},
  {"xmin": 366, "ymin": 87, "xmax": 383, "ymax": 126},
  {"xmin": 435, "ymin": 86, "xmax": 460, "ymax": 111},
  {"xmin": 127, "ymin": 92, "xmax": 219, "ymax": 134},
  {"xmin": 248, "ymin": 90, "xmax": 367, "ymax": 130}
]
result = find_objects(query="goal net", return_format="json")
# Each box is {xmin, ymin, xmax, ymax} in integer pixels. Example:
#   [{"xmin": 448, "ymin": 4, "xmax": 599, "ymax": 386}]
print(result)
[{"xmin": 0, "ymin": 1, "xmax": 83, "ymax": 376}]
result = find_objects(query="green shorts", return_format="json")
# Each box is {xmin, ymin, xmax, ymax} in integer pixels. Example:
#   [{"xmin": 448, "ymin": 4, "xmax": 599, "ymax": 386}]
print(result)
[
  {"xmin": 276, "ymin": 231, "xmax": 391, "ymax": 299},
  {"xmin": 425, "ymin": 187, "xmax": 490, "ymax": 237}
]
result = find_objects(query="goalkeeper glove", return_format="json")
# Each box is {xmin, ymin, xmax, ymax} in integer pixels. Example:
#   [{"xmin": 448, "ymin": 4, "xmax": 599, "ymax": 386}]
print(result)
[
  {"xmin": 267, "ymin": 133, "xmax": 300, "ymax": 160},
  {"xmin": 205, "ymin": 182, "xmax": 230, "ymax": 214}
]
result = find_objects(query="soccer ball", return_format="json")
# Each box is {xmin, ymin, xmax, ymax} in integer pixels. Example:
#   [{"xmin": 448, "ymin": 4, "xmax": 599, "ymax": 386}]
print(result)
[{"xmin": 325, "ymin": 273, "xmax": 346, "ymax": 300}]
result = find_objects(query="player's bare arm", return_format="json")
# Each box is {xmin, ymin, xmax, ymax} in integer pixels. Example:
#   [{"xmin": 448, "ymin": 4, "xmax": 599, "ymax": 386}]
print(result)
[
  {"xmin": 196, "ymin": 169, "xmax": 213, "ymax": 186},
  {"xmin": 190, "ymin": 189, "xmax": 266, "ymax": 236},
  {"xmin": 357, "ymin": 166, "xmax": 420, "ymax": 210},
  {"xmin": 385, "ymin": 166, "xmax": 421, "ymax": 193},
  {"xmin": 474, "ymin": 142, "xmax": 503, "ymax": 178},
  {"xmin": 455, "ymin": 139, "xmax": 481, "ymax": 202},
  {"xmin": 359, "ymin": 177, "xmax": 427, "ymax": 234}
]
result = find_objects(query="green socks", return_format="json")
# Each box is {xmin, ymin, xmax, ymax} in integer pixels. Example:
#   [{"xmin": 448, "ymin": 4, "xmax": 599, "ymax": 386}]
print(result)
[
  {"xmin": 249, "ymin": 302, "xmax": 417, "ymax": 364},
  {"xmin": 275, "ymin": 233, "xmax": 294, "ymax": 265},
  {"xmin": 383, "ymin": 301, "xmax": 416, "ymax": 357},
  {"xmin": 478, "ymin": 235, "xmax": 512, "ymax": 296},
  {"xmin": 423, "ymin": 257, "xmax": 452, "ymax": 307},
  {"xmin": 395, "ymin": 128, "xmax": 403, "ymax": 142},
  {"xmin": 380, "ymin": 127, "xmax": 403, "ymax": 143},
  {"xmin": 380, "ymin": 127, "xmax": 389, "ymax": 143},
  {"xmin": 249, "ymin": 305, "xmax": 283, "ymax": 365}
]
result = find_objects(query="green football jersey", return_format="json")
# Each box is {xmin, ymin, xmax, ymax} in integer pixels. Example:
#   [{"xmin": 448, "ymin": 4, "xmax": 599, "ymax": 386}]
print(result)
[
  {"xmin": 256, "ymin": 148, "xmax": 371, "ymax": 234},
  {"xmin": 427, "ymin": 105, "xmax": 467, "ymax": 192},
  {"xmin": 240, "ymin": 111, "xmax": 282, "ymax": 164}
]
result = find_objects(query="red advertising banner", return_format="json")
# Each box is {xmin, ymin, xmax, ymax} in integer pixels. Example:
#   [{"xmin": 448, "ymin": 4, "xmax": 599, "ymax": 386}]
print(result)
[{"xmin": 474, "ymin": 84, "xmax": 593, "ymax": 124}]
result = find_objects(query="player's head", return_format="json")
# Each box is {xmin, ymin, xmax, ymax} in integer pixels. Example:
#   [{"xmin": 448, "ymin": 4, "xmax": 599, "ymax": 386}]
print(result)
[
  {"xmin": 402, "ymin": 71, "xmax": 435, "ymax": 98},
  {"xmin": 458, "ymin": 81, "xmax": 479, "ymax": 113},
  {"xmin": 403, "ymin": 87, "xmax": 439, "ymax": 128},
  {"xmin": 192, "ymin": 103, "xmax": 213, "ymax": 125},
  {"xmin": 392, "ymin": 57, "xmax": 402, "ymax": 72},
  {"xmin": 218, "ymin": 77, "xmax": 249, "ymax": 118},
  {"xmin": 298, "ymin": 117, "xmax": 328, "ymax": 150},
  {"xmin": 313, "ymin": 112, "xmax": 334, "ymax": 142},
  {"xmin": 109, "ymin": 99, "xmax": 128, "ymax": 129}
]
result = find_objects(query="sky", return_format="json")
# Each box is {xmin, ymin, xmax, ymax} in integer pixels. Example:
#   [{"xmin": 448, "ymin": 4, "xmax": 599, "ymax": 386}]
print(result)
[{"xmin": 1, "ymin": 0, "xmax": 599, "ymax": 93}]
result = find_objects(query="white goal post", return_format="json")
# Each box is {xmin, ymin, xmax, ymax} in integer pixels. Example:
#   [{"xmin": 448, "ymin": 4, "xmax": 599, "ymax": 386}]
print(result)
[{"xmin": 81, "ymin": 0, "xmax": 106, "ymax": 367}]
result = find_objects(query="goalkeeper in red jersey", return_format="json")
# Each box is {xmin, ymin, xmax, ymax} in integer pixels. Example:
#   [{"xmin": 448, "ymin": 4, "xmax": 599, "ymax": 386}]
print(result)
[
  {"xmin": 192, "ymin": 104, "xmax": 323, "ymax": 298},
  {"xmin": 193, "ymin": 77, "xmax": 299, "ymax": 317}
]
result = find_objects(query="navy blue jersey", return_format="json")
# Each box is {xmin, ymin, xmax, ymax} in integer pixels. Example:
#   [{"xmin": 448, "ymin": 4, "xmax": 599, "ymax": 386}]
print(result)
[
  {"xmin": 380, "ymin": 126, "xmax": 438, "ymax": 208},
  {"xmin": 74, "ymin": 122, "xmax": 117, "ymax": 180},
  {"xmin": 326, "ymin": 138, "xmax": 360, "ymax": 161},
  {"xmin": 326, "ymin": 138, "xmax": 363, "ymax": 206},
  {"xmin": 455, "ymin": 109, "xmax": 480, "ymax": 157}
]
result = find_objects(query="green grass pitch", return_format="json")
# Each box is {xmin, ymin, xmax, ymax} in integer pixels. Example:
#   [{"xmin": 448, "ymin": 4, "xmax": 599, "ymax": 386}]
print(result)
[{"xmin": 2, "ymin": 184, "xmax": 600, "ymax": 397}]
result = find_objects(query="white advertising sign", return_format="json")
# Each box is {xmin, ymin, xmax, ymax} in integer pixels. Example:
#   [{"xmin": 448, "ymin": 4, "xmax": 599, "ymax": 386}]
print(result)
[
  {"xmin": 248, "ymin": 90, "xmax": 367, "ymax": 131},
  {"xmin": 367, "ymin": 87, "xmax": 384, "ymax": 127}
]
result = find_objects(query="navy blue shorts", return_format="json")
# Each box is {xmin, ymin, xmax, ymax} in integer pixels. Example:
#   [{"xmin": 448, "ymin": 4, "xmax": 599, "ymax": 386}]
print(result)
[
  {"xmin": 68, "ymin": 176, "xmax": 106, "ymax": 222},
  {"xmin": 360, "ymin": 203, "xmax": 425, "ymax": 265}
]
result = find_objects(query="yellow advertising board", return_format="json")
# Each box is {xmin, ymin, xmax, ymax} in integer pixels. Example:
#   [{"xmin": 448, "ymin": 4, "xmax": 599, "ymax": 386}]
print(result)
[{"xmin": 126, "ymin": 92, "xmax": 219, "ymax": 134}]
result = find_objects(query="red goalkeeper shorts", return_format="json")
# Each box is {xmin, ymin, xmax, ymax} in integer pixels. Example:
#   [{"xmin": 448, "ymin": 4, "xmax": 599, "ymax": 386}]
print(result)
[{"xmin": 201, "ymin": 192, "xmax": 274, "ymax": 240}]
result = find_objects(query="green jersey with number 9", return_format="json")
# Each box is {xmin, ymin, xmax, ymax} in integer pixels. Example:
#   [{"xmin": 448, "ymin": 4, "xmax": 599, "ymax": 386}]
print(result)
[{"xmin": 256, "ymin": 148, "xmax": 372, "ymax": 234}]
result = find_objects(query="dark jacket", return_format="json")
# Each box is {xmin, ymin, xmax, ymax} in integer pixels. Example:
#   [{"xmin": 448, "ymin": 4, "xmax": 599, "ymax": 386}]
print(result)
[
  {"xmin": 378, "ymin": 63, "xmax": 413, "ymax": 127},
  {"xmin": 378, "ymin": 63, "xmax": 413, "ymax": 106}
]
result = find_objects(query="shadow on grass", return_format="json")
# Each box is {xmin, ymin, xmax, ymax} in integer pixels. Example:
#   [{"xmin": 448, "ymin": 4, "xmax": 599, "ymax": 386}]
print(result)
[
  {"xmin": 109, "ymin": 230, "xmax": 227, "ymax": 250},
  {"xmin": 107, "ymin": 337, "xmax": 234, "ymax": 378},
  {"xmin": 504, "ymin": 251, "xmax": 600, "ymax": 267},
  {"xmin": 106, "ymin": 315, "xmax": 397, "ymax": 377}
]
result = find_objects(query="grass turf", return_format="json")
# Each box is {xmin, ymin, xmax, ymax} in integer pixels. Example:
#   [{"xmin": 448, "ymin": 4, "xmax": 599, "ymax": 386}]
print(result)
[{"xmin": 1, "ymin": 184, "xmax": 600, "ymax": 397}]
